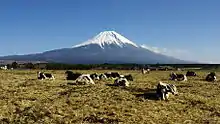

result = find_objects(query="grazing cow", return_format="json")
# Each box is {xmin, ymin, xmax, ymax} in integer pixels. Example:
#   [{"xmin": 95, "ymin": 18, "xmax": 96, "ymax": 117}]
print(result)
[
  {"xmin": 99, "ymin": 74, "xmax": 107, "ymax": 80},
  {"xmin": 186, "ymin": 71, "xmax": 197, "ymax": 76},
  {"xmin": 206, "ymin": 72, "xmax": 217, "ymax": 82},
  {"xmin": 114, "ymin": 77, "xmax": 130, "ymax": 87},
  {"xmin": 75, "ymin": 74, "xmax": 95, "ymax": 85},
  {"xmin": 37, "ymin": 72, "xmax": 55, "ymax": 80},
  {"xmin": 142, "ymin": 68, "xmax": 150, "ymax": 74},
  {"xmin": 156, "ymin": 81, "xmax": 178, "ymax": 100},
  {"xmin": 65, "ymin": 70, "xmax": 82, "ymax": 80},
  {"xmin": 90, "ymin": 73, "xmax": 100, "ymax": 80},
  {"xmin": 104, "ymin": 72, "xmax": 120, "ymax": 78},
  {"xmin": 170, "ymin": 72, "xmax": 187, "ymax": 81}
]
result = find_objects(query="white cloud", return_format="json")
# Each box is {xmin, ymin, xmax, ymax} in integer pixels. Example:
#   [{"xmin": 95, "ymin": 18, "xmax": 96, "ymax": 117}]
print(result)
[
  {"xmin": 140, "ymin": 44, "xmax": 189, "ymax": 57},
  {"xmin": 140, "ymin": 44, "xmax": 220, "ymax": 64}
]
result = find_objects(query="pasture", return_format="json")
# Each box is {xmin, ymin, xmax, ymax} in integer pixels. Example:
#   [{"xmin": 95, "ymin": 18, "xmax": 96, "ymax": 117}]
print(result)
[{"xmin": 0, "ymin": 70, "xmax": 220, "ymax": 123}]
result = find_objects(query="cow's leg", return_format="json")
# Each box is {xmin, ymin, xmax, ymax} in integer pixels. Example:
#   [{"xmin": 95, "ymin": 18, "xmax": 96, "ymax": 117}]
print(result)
[
  {"xmin": 162, "ymin": 92, "xmax": 166, "ymax": 100},
  {"xmin": 165, "ymin": 93, "xmax": 169, "ymax": 101}
]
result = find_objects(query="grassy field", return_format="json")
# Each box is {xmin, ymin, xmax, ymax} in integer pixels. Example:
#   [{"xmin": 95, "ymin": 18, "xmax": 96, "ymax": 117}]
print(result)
[{"xmin": 0, "ymin": 70, "xmax": 220, "ymax": 124}]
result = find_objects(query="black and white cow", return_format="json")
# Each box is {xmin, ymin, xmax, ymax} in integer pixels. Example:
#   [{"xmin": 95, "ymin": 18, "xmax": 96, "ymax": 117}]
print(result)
[
  {"xmin": 124, "ymin": 74, "xmax": 134, "ymax": 81},
  {"xmin": 90, "ymin": 73, "xmax": 100, "ymax": 80},
  {"xmin": 104, "ymin": 72, "xmax": 120, "ymax": 78},
  {"xmin": 0, "ymin": 65, "xmax": 7, "ymax": 70},
  {"xmin": 111, "ymin": 72, "xmax": 120, "ymax": 78},
  {"xmin": 186, "ymin": 71, "xmax": 197, "ymax": 76},
  {"xmin": 37, "ymin": 72, "xmax": 55, "ymax": 80},
  {"xmin": 104, "ymin": 72, "xmax": 112, "ymax": 78},
  {"xmin": 114, "ymin": 77, "xmax": 130, "ymax": 87},
  {"xmin": 206, "ymin": 72, "xmax": 217, "ymax": 82},
  {"xmin": 156, "ymin": 81, "xmax": 178, "ymax": 100},
  {"xmin": 65, "ymin": 70, "xmax": 82, "ymax": 80},
  {"xmin": 170, "ymin": 72, "xmax": 187, "ymax": 81},
  {"xmin": 99, "ymin": 73, "xmax": 107, "ymax": 80},
  {"xmin": 75, "ymin": 74, "xmax": 95, "ymax": 85},
  {"xmin": 142, "ymin": 68, "xmax": 150, "ymax": 74}
]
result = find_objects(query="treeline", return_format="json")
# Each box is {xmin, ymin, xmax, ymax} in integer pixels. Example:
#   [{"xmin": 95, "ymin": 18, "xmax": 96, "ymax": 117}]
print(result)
[
  {"xmin": 4, "ymin": 61, "xmax": 220, "ymax": 70},
  {"xmin": 46, "ymin": 63, "xmax": 143, "ymax": 70},
  {"xmin": 46, "ymin": 63, "xmax": 220, "ymax": 70},
  {"xmin": 6, "ymin": 62, "xmax": 40, "ymax": 69}
]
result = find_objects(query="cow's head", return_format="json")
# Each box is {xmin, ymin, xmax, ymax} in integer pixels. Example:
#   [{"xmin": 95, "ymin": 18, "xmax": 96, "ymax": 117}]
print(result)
[
  {"xmin": 167, "ymin": 84, "xmax": 178, "ymax": 96},
  {"xmin": 126, "ymin": 74, "xmax": 133, "ymax": 81},
  {"xmin": 37, "ymin": 71, "xmax": 43, "ymax": 76},
  {"xmin": 170, "ymin": 72, "xmax": 177, "ymax": 80}
]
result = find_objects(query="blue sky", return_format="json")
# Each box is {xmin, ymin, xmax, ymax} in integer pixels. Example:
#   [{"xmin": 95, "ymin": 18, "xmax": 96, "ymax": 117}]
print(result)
[{"xmin": 0, "ymin": 0, "xmax": 220, "ymax": 63}]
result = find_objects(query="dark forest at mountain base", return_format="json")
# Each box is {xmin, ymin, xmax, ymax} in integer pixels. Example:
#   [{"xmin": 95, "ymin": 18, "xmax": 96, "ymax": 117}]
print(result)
[{"xmin": 3, "ymin": 61, "xmax": 220, "ymax": 70}]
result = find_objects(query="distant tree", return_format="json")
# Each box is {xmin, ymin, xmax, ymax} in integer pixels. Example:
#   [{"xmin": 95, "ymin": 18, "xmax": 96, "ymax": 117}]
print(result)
[
  {"xmin": 26, "ymin": 63, "xmax": 35, "ymax": 69},
  {"xmin": 11, "ymin": 62, "xmax": 18, "ymax": 69}
]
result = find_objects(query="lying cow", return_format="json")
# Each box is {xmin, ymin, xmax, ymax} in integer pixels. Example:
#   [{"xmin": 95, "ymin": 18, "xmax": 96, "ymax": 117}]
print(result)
[
  {"xmin": 99, "ymin": 73, "xmax": 107, "ymax": 80},
  {"xmin": 142, "ymin": 68, "xmax": 150, "ymax": 74},
  {"xmin": 156, "ymin": 81, "xmax": 178, "ymax": 100},
  {"xmin": 37, "ymin": 72, "xmax": 55, "ymax": 80},
  {"xmin": 186, "ymin": 71, "xmax": 197, "ymax": 76},
  {"xmin": 75, "ymin": 74, "xmax": 95, "ymax": 85},
  {"xmin": 0, "ymin": 65, "xmax": 7, "ymax": 70},
  {"xmin": 90, "ymin": 73, "xmax": 100, "ymax": 80},
  {"xmin": 114, "ymin": 77, "xmax": 130, "ymax": 87},
  {"xmin": 170, "ymin": 72, "xmax": 187, "ymax": 81},
  {"xmin": 104, "ymin": 72, "xmax": 120, "ymax": 78},
  {"xmin": 206, "ymin": 72, "xmax": 217, "ymax": 82},
  {"xmin": 104, "ymin": 72, "xmax": 112, "ymax": 78},
  {"xmin": 120, "ymin": 74, "xmax": 134, "ymax": 81},
  {"xmin": 111, "ymin": 72, "xmax": 120, "ymax": 78},
  {"xmin": 65, "ymin": 70, "xmax": 82, "ymax": 80}
]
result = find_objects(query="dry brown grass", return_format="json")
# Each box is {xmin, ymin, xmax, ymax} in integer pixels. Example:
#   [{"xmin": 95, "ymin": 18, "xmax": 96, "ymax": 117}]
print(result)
[{"xmin": 0, "ymin": 69, "xmax": 220, "ymax": 124}]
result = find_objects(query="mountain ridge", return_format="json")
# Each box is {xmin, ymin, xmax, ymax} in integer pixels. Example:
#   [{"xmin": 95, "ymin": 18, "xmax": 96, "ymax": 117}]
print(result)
[{"xmin": 0, "ymin": 31, "xmax": 195, "ymax": 64}]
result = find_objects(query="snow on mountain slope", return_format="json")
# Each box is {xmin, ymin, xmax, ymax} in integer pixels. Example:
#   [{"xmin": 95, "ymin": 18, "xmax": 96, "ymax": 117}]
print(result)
[
  {"xmin": 0, "ymin": 30, "xmax": 195, "ymax": 64},
  {"xmin": 73, "ymin": 31, "xmax": 138, "ymax": 49}
]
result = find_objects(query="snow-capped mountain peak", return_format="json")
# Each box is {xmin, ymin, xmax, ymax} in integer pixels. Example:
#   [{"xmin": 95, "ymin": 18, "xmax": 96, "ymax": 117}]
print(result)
[{"xmin": 73, "ymin": 31, "xmax": 138, "ymax": 49}]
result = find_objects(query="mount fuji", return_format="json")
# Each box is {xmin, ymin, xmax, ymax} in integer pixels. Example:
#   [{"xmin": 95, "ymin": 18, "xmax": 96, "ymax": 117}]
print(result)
[{"xmin": 0, "ymin": 31, "xmax": 193, "ymax": 64}]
